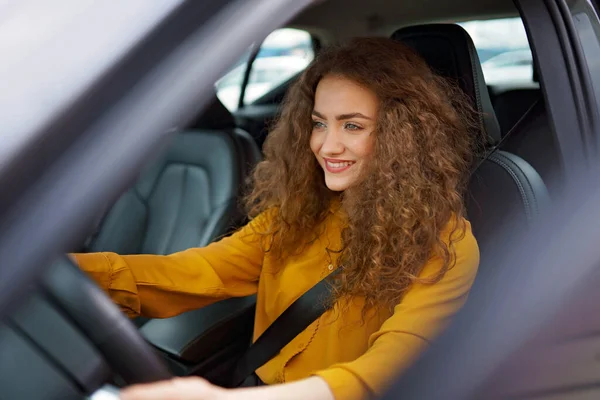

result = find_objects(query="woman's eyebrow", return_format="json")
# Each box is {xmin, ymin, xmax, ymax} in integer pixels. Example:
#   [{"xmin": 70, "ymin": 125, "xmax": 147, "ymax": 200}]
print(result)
[
  {"xmin": 312, "ymin": 110, "xmax": 326, "ymax": 119},
  {"xmin": 336, "ymin": 112, "xmax": 373, "ymax": 121},
  {"xmin": 311, "ymin": 110, "xmax": 373, "ymax": 120}
]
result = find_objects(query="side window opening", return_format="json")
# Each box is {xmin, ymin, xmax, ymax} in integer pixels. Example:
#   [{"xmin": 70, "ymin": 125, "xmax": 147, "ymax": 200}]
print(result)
[
  {"xmin": 216, "ymin": 28, "xmax": 316, "ymax": 112},
  {"xmin": 457, "ymin": 17, "xmax": 539, "ymax": 92},
  {"xmin": 214, "ymin": 49, "xmax": 253, "ymax": 111}
]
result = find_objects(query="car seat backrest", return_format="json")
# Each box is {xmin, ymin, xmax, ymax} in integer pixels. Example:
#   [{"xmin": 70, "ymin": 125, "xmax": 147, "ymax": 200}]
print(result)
[
  {"xmin": 391, "ymin": 24, "xmax": 551, "ymax": 254},
  {"xmin": 501, "ymin": 99, "xmax": 563, "ymax": 194},
  {"xmin": 493, "ymin": 88, "xmax": 541, "ymax": 136},
  {"xmin": 86, "ymin": 96, "xmax": 262, "ymax": 255}
]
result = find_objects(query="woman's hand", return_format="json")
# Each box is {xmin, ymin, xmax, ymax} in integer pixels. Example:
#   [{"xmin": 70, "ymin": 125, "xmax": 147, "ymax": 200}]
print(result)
[
  {"xmin": 120, "ymin": 377, "xmax": 227, "ymax": 400},
  {"xmin": 119, "ymin": 376, "xmax": 335, "ymax": 400}
]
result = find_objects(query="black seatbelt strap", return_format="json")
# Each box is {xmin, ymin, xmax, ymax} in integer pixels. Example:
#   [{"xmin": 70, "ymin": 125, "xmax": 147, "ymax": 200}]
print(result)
[
  {"xmin": 472, "ymin": 98, "xmax": 541, "ymax": 173},
  {"xmin": 230, "ymin": 270, "xmax": 338, "ymax": 387}
]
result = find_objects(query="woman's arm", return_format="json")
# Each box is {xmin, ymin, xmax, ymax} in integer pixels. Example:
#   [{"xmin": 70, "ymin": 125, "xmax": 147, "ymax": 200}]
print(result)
[
  {"xmin": 72, "ymin": 212, "xmax": 271, "ymax": 319},
  {"xmin": 229, "ymin": 377, "xmax": 334, "ymax": 400},
  {"xmin": 120, "ymin": 376, "xmax": 334, "ymax": 400}
]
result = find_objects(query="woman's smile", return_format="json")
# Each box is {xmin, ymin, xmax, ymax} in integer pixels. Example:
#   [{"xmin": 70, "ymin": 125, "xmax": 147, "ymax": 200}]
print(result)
[{"xmin": 324, "ymin": 158, "xmax": 356, "ymax": 173}]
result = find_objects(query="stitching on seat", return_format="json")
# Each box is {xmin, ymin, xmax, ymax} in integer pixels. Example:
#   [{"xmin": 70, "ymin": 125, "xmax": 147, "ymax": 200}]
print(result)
[
  {"xmin": 488, "ymin": 153, "xmax": 538, "ymax": 221},
  {"xmin": 497, "ymin": 153, "xmax": 539, "ymax": 215},
  {"xmin": 164, "ymin": 165, "xmax": 190, "ymax": 254},
  {"xmin": 466, "ymin": 38, "xmax": 486, "ymax": 136},
  {"xmin": 489, "ymin": 153, "xmax": 538, "ymax": 218}
]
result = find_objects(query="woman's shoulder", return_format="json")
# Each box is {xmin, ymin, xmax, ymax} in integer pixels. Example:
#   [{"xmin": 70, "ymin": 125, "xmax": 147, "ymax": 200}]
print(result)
[
  {"xmin": 442, "ymin": 215, "xmax": 479, "ymax": 254},
  {"xmin": 420, "ymin": 215, "xmax": 480, "ymax": 281},
  {"xmin": 446, "ymin": 216, "xmax": 479, "ymax": 274},
  {"xmin": 246, "ymin": 207, "xmax": 279, "ymax": 229}
]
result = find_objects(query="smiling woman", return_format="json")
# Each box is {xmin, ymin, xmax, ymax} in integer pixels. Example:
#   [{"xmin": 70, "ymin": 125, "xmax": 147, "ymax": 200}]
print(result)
[
  {"xmin": 249, "ymin": 37, "xmax": 482, "ymax": 314},
  {"xmin": 74, "ymin": 37, "xmax": 481, "ymax": 400},
  {"xmin": 310, "ymin": 76, "xmax": 378, "ymax": 192}
]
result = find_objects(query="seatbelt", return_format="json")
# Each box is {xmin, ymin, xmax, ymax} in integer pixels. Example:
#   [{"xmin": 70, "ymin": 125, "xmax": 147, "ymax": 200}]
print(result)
[
  {"xmin": 472, "ymin": 98, "xmax": 541, "ymax": 173},
  {"xmin": 230, "ymin": 270, "xmax": 338, "ymax": 387}
]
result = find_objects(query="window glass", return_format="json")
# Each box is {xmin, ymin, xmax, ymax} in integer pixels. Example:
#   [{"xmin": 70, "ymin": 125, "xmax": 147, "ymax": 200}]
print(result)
[
  {"xmin": 215, "ymin": 28, "xmax": 315, "ymax": 111},
  {"xmin": 243, "ymin": 28, "xmax": 314, "ymax": 106},
  {"xmin": 215, "ymin": 49, "xmax": 253, "ymax": 111},
  {"xmin": 457, "ymin": 17, "xmax": 539, "ymax": 91}
]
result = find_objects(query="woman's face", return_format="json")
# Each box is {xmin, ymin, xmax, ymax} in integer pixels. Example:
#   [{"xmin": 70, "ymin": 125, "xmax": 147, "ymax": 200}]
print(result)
[{"xmin": 310, "ymin": 75, "xmax": 378, "ymax": 192}]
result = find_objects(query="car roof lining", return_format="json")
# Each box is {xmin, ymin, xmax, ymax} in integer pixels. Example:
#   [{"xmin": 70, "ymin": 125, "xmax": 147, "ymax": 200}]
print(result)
[{"xmin": 290, "ymin": 0, "xmax": 518, "ymax": 41}]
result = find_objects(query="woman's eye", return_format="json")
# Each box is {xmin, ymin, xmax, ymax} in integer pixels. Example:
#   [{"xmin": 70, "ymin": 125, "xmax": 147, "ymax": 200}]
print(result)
[
  {"xmin": 312, "ymin": 120, "xmax": 326, "ymax": 129},
  {"xmin": 345, "ymin": 122, "xmax": 362, "ymax": 131}
]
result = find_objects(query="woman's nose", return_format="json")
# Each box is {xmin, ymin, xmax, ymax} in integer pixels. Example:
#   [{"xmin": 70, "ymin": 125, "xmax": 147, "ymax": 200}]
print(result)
[{"xmin": 321, "ymin": 128, "xmax": 344, "ymax": 155}]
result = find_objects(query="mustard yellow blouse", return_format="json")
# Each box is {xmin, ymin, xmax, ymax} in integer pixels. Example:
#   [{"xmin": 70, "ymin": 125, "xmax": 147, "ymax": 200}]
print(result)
[{"xmin": 73, "ymin": 208, "xmax": 479, "ymax": 400}]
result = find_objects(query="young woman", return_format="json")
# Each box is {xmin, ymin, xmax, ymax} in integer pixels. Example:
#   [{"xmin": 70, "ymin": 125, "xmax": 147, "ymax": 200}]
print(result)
[{"xmin": 74, "ymin": 37, "xmax": 481, "ymax": 400}]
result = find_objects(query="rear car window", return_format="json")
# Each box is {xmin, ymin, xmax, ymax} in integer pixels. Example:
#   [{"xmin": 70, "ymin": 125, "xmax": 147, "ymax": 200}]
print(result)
[{"xmin": 457, "ymin": 17, "xmax": 539, "ymax": 91}]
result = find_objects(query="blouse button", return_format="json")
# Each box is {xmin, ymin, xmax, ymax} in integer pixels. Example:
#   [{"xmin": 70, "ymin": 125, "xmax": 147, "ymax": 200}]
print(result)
[{"xmin": 328, "ymin": 264, "xmax": 334, "ymax": 271}]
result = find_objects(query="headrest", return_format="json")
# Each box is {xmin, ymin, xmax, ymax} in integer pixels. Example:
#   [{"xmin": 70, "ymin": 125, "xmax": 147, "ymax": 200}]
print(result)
[
  {"xmin": 391, "ymin": 24, "xmax": 501, "ymax": 144},
  {"xmin": 190, "ymin": 94, "xmax": 236, "ymax": 131}
]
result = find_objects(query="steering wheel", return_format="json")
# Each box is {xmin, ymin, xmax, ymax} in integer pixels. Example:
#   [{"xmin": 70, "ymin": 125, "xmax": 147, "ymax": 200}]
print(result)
[{"xmin": 41, "ymin": 256, "xmax": 172, "ymax": 385}]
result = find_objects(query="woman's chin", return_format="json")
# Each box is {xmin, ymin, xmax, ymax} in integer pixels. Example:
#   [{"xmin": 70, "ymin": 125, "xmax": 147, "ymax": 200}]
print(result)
[{"xmin": 325, "ymin": 177, "xmax": 352, "ymax": 192}]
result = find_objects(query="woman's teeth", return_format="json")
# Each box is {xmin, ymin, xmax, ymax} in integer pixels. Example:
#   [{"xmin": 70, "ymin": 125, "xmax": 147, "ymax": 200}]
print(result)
[{"xmin": 327, "ymin": 161, "xmax": 353, "ymax": 168}]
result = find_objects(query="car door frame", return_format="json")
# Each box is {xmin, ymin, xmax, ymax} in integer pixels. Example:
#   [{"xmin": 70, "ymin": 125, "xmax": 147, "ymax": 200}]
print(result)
[
  {"xmin": 0, "ymin": 0, "xmax": 314, "ymax": 320},
  {"xmin": 519, "ymin": 0, "xmax": 600, "ymax": 186}
]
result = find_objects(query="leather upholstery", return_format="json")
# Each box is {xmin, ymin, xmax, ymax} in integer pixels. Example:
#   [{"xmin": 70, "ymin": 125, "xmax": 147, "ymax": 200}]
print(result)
[
  {"xmin": 391, "ymin": 24, "xmax": 501, "ymax": 144},
  {"xmin": 493, "ymin": 89, "xmax": 541, "ymax": 136},
  {"xmin": 392, "ymin": 24, "xmax": 550, "ymax": 250},
  {"xmin": 467, "ymin": 151, "xmax": 550, "ymax": 253},
  {"xmin": 86, "ymin": 96, "xmax": 261, "ymax": 255},
  {"xmin": 234, "ymin": 128, "xmax": 262, "ymax": 180},
  {"xmin": 140, "ymin": 296, "xmax": 256, "ymax": 366},
  {"xmin": 85, "ymin": 96, "xmax": 262, "ymax": 334},
  {"xmin": 87, "ymin": 130, "xmax": 242, "ymax": 255},
  {"xmin": 191, "ymin": 95, "xmax": 261, "ymax": 180},
  {"xmin": 190, "ymin": 93, "xmax": 237, "ymax": 131},
  {"xmin": 502, "ymin": 100, "xmax": 562, "ymax": 193}
]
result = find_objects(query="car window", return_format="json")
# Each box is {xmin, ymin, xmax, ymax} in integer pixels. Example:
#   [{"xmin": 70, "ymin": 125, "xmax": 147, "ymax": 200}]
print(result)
[
  {"xmin": 214, "ymin": 49, "xmax": 253, "ymax": 111},
  {"xmin": 457, "ymin": 17, "xmax": 539, "ymax": 91},
  {"xmin": 216, "ymin": 28, "xmax": 315, "ymax": 111}
]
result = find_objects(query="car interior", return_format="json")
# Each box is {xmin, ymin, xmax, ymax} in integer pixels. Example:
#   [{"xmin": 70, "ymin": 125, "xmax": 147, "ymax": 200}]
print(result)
[{"xmin": 0, "ymin": 0, "xmax": 570, "ymax": 398}]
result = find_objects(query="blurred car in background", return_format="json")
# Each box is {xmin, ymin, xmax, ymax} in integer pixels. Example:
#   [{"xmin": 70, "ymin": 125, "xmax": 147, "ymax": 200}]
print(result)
[{"xmin": 481, "ymin": 49, "xmax": 538, "ymax": 90}]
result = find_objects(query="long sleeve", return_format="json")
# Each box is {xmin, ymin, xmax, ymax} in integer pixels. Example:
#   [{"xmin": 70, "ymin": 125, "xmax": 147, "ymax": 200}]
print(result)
[
  {"xmin": 72, "ymin": 212, "xmax": 272, "ymax": 319},
  {"xmin": 314, "ymin": 225, "xmax": 480, "ymax": 400}
]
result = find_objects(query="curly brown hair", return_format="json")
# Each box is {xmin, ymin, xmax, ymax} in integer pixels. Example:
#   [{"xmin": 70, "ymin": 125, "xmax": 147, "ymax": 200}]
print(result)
[{"xmin": 245, "ymin": 37, "xmax": 480, "ymax": 312}]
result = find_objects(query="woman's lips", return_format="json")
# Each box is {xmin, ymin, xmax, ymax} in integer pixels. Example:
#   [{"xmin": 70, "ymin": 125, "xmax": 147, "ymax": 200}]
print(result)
[{"xmin": 324, "ymin": 158, "xmax": 355, "ymax": 173}]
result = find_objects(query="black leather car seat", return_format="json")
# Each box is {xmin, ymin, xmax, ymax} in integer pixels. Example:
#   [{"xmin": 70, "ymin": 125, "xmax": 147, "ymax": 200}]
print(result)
[
  {"xmin": 190, "ymin": 95, "xmax": 262, "ymax": 182},
  {"xmin": 85, "ymin": 96, "xmax": 261, "ymax": 255},
  {"xmin": 493, "ymin": 88, "xmax": 541, "ymax": 136},
  {"xmin": 391, "ymin": 24, "xmax": 551, "ymax": 254},
  {"xmin": 501, "ymin": 99, "xmax": 563, "ymax": 194}
]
